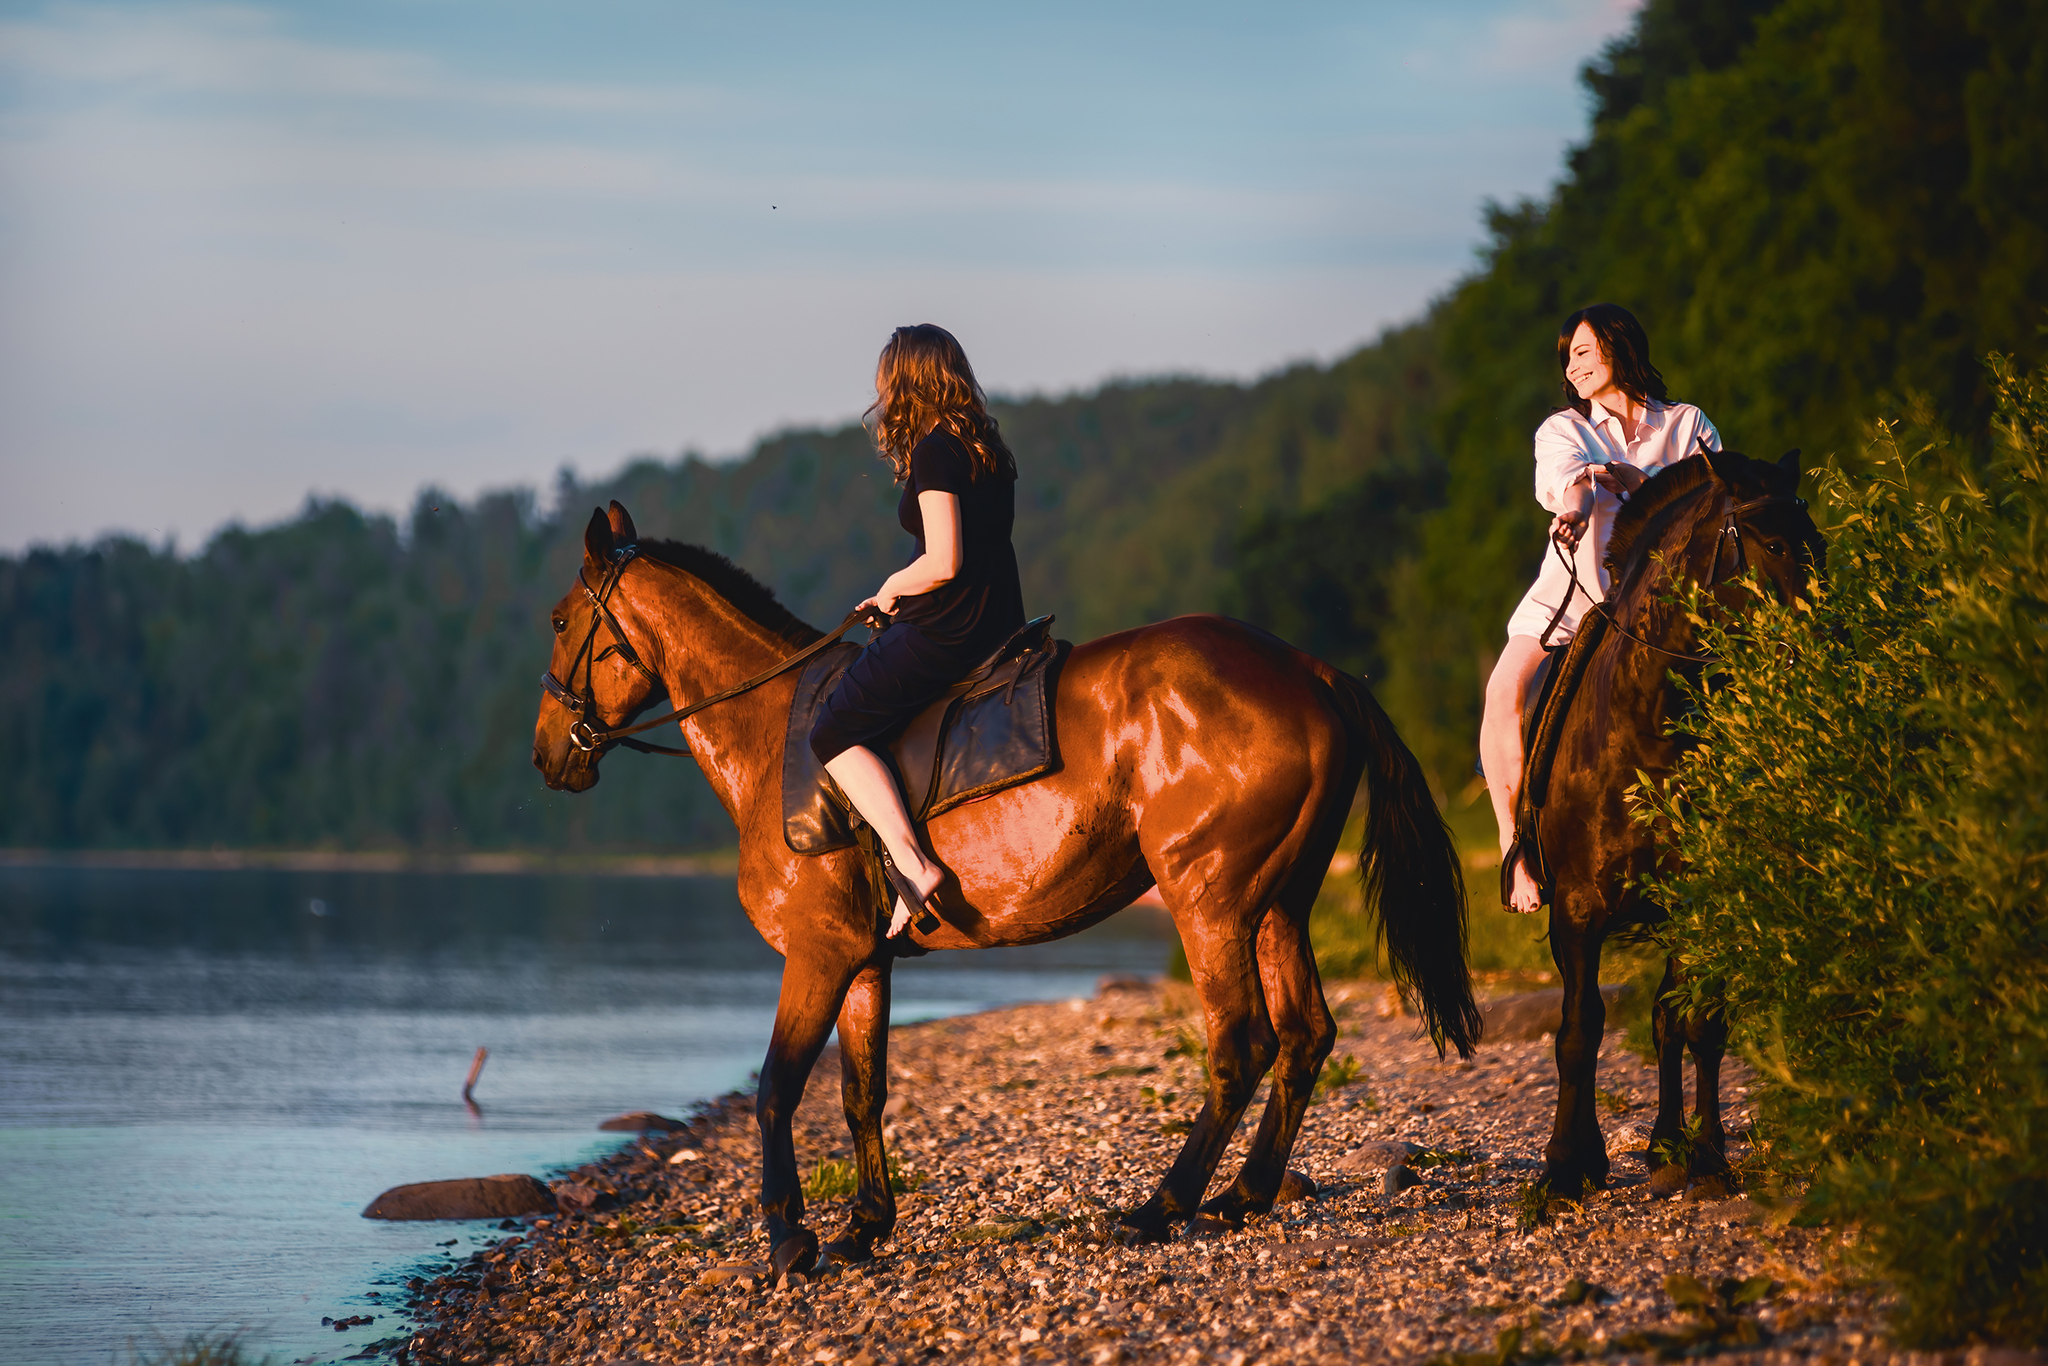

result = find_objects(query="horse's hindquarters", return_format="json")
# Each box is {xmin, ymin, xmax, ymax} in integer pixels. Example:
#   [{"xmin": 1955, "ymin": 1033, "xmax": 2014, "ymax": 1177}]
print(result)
[{"xmin": 920, "ymin": 616, "xmax": 1351, "ymax": 945}]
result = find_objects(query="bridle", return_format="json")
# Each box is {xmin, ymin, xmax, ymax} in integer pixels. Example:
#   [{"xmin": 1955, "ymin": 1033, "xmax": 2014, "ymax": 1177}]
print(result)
[
  {"xmin": 1538, "ymin": 481, "xmax": 1811, "ymax": 664},
  {"xmin": 540, "ymin": 543, "xmax": 879, "ymax": 757}
]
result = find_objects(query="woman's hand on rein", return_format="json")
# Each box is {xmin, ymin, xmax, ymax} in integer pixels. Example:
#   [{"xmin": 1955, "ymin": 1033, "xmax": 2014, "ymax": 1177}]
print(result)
[
  {"xmin": 1550, "ymin": 508, "xmax": 1590, "ymax": 552},
  {"xmin": 858, "ymin": 590, "xmax": 900, "ymax": 617}
]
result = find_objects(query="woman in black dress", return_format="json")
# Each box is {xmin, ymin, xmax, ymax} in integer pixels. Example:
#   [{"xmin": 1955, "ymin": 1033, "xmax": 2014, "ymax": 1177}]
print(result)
[{"xmin": 810, "ymin": 325, "xmax": 1025, "ymax": 936}]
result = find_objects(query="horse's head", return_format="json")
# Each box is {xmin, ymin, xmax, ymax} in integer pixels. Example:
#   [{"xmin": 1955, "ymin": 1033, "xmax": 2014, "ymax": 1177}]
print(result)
[
  {"xmin": 532, "ymin": 500, "xmax": 665, "ymax": 793},
  {"xmin": 1695, "ymin": 447, "xmax": 1827, "ymax": 606},
  {"xmin": 1605, "ymin": 446, "xmax": 1826, "ymax": 616}
]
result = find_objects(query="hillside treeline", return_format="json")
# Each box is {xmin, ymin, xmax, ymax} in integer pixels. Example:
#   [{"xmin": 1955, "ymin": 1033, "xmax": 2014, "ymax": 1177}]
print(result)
[{"xmin": 2, "ymin": 0, "xmax": 2041, "ymax": 851}]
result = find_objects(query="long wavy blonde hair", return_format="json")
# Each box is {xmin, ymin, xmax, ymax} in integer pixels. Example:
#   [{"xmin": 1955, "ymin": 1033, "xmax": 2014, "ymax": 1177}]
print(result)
[{"xmin": 865, "ymin": 324, "xmax": 1016, "ymax": 483}]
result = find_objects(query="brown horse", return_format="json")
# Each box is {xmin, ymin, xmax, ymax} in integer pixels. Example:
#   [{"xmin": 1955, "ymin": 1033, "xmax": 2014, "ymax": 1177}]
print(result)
[
  {"xmin": 1517, "ymin": 448, "xmax": 1824, "ymax": 1198},
  {"xmin": 534, "ymin": 501, "xmax": 1479, "ymax": 1275}
]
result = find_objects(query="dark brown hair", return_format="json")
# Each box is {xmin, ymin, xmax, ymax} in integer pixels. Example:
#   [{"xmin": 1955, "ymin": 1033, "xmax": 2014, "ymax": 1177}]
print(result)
[
  {"xmin": 1557, "ymin": 303, "xmax": 1668, "ymax": 417},
  {"xmin": 865, "ymin": 324, "xmax": 1016, "ymax": 483}
]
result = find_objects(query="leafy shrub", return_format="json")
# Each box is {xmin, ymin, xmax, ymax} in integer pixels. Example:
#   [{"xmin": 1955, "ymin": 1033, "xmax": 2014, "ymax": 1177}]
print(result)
[{"xmin": 1639, "ymin": 359, "xmax": 2048, "ymax": 1346}]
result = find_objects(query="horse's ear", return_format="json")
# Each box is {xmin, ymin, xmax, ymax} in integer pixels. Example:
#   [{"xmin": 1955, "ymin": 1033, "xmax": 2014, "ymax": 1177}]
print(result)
[
  {"xmin": 1696, "ymin": 442, "xmax": 1729, "ymax": 488},
  {"xmin": 607, "ymin": 500, "xmax": 638, "ymax": 547},
  {"xmin": 1777, "ymin": 448, "xmax": 1803, "ymax": 485},
  {"xmin": 584, "ymin": 507, "xmax": 614, "ymax": 566}
]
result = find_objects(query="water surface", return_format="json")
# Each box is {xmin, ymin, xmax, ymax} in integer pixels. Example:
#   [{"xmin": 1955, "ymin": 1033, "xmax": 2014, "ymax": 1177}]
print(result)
[{"xmin": 0, "ymin": 866, "xmax": 1171, "ymax": 1364}]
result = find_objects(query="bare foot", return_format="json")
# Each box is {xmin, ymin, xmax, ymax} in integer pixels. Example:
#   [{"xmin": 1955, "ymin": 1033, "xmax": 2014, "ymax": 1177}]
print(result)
[
  {"xmin": 881, "ymin": 846, "xmax": 944, "ymax": 938},
  {"xmin": 886, "ymin": 897, "xmax": 913, "ymax": 938},
  {"xmin": 1507, "ymin": 853, "xmax": 1543, "ymax": 914}
]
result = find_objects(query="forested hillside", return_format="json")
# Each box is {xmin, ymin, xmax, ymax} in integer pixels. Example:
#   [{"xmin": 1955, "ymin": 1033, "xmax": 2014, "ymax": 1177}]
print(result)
[{"xmin": 3, "ymin": 0, "xmax": 2041, "ymax": 851}]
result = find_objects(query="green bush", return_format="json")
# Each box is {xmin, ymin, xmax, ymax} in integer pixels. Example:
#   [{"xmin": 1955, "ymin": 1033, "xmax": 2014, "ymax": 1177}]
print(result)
[{"xmin": 1639, "ymin": 358, "xmax": 2048, "ymax": 1347}]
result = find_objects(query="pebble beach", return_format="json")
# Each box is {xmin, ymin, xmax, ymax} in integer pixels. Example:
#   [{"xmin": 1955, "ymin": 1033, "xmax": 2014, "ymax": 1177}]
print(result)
[{"xmin": 391, "ymin": 978, "xmax": 1972, "ymax": 1366}]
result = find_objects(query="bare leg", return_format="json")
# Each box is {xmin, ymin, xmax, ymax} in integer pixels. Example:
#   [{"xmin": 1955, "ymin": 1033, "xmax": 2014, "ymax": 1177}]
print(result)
[
  {"xmin": 1481, "ymin": 634, "xmax": 1550, "ymax": 914},
  {"xmin": 825, "ymin": 745, "xmax": 942, "ymax": 933}
]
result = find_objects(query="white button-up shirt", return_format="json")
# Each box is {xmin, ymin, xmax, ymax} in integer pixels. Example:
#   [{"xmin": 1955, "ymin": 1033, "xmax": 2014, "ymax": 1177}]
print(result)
[{"xmin": 1506, "ymin": 398, "xmax": 1721, "ymax": 643}]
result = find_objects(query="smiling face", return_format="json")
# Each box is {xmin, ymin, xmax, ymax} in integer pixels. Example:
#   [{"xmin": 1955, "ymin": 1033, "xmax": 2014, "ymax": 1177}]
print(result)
[{"xmin": 1564, "ymin": 322, "xmax": 1615, "ymax": 404}]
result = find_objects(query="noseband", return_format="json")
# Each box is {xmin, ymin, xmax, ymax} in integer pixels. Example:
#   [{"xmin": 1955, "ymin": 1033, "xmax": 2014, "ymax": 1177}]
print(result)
[
  {"xmin": 541, "ymin": 544, "xmax": 879, "ymax": 757},
  {"xmin": 542, "ymin": 544, "xmax": 669, "ymax": 753}
]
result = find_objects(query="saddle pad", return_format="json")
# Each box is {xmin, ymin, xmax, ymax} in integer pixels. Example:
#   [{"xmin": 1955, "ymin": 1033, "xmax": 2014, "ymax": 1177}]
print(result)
[
  {"xmin": 781, "ymin": 622, "xmax": 1065, "ymax": 855},
  {"xmin": 1513, "ymin": 610, "xmax": 1609, "ymax": 888}
]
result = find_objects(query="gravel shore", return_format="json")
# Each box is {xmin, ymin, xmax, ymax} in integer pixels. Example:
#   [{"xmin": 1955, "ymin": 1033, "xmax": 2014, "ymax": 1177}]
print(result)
[{"xmin": 393, "ymin": 979, "xmax": 1986, "ymax": 1365}]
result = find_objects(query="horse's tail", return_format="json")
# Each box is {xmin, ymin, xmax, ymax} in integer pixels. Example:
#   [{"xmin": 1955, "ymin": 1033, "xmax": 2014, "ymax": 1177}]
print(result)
[{"xmin": 1332, "ymin": 671, "xmax": 1480, "ymax": 1059}]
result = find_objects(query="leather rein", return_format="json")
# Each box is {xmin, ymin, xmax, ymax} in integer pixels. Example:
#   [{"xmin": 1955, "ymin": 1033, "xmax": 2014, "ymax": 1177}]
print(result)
[
  {"xmin": 1537, "ymin": 481, "xmax": 1808, "ymax": 663},
  {"xmin": 540, "ymin": 543, "xmax": 880, "ymax": 758}
]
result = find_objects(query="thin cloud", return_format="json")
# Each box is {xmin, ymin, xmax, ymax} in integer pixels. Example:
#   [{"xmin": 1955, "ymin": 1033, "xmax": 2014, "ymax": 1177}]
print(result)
[
  {"xmin": 0, "ymin": 3, "xmax": 719, "ymax": 115},
  {"xmin": 1472, "ymin": 0, "xmax": 1641, "ymax": 74}
]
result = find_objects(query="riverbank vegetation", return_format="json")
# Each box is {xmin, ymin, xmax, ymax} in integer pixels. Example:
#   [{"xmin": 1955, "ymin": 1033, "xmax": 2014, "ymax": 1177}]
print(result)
[{"xmin": 1642, "ymin": 360, "xmax": 2048, "ymax": 1344}]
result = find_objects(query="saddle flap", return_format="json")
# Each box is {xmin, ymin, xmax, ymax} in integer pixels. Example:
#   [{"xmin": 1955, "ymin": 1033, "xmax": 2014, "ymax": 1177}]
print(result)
[
  {"xmin": 781, "ymin": 642, "xmax": 863, "ymax": 855},
  {"xmin": 781, "ymin": 618, "xmax": 1066, "ymax": 856},
  {"xmin": 924, "ymin": 638, "xmax": 1063, "ymax": 820}
]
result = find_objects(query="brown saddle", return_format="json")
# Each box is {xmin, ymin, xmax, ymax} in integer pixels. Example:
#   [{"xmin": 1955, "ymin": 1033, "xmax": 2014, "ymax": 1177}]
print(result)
[{"xmin": 781, "ymin": 616, "xmax": 1067, "ymax": 855}]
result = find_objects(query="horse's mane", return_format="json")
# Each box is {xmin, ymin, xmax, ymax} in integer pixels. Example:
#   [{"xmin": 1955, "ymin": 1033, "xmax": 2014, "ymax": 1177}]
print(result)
[
  {"xmin": 1602, "ymin": 455, "xmax": 1718, "ymax": 576},
  {"xmin": 635, "ymin": 540, "xmax": 823, "ymax": 649}
]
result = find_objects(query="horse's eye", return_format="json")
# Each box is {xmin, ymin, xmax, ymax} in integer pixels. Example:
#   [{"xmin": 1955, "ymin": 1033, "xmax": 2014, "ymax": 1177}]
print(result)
[
  {"xmin": 552, "ymin": 616, "xmax": 567, "ymax": 634},
  {"xmin": 1766, "ymin": 540, "xmax": 1788, "ymax": 558}
]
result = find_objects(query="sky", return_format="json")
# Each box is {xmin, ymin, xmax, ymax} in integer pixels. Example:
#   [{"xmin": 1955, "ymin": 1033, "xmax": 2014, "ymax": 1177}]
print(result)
[{"xmin": 0, "ymin": 0, "xmax": 1640, "ymax": 553}]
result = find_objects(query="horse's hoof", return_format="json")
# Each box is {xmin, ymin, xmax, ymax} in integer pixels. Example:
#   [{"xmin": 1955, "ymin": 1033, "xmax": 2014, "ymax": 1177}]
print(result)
[
  {"xmin": 1114, "ymin": 1211, "xmax": 1173, "ymax": 1246},
  {"xmin": 1195, "ymin": 1193, "xmax": 1252, "ymax": 1226},
  {"xmin": 771, "ymin": 1229, "xmax": 819, "ymax": 1279},
  {"xmin": 1646, "ymin": 1165, "xmax": 1688, "ymax": 1198},
  {"xmin": 821, "ymin": 1232, "xmax": 879, "ymax": 1264},
  {"xmin": 1684, "ymin": 1172, "xmax": 1737, "ymax": 1203}
]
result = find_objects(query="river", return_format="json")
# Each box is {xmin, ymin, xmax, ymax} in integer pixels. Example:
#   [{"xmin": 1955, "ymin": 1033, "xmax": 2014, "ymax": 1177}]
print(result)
[{"xmin": 0, "ymin": 865, "xmax": 1172, "ymax": 1364}]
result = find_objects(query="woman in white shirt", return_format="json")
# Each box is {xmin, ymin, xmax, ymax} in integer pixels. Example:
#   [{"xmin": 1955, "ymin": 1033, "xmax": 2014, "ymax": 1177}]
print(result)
[{"xmin": 1481, "ymin": 303, "xmax": 1721, "ymax": 914}]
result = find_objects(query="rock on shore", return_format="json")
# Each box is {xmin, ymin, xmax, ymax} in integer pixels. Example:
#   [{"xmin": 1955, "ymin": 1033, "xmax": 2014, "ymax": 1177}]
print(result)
[{"xmin": 361, "ymin": 1173, "xmax": 555, "ymax": 1221}]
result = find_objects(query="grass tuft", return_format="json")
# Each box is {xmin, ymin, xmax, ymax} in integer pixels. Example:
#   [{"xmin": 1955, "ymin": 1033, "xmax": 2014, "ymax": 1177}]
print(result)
[{"xmin": 124, "ymin": 1332, "xmax": 271, "ymax": 1366}]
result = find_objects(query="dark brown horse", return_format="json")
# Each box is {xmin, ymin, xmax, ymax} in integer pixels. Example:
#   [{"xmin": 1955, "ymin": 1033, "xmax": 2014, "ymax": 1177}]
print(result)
[
  {"xmin": 534, "ymin": 502, "xmax": 1479, "ymax": 1275},
  {"xmin": 1517, "ymin": 448, "xmax": 1823, "ymax": 1198}
]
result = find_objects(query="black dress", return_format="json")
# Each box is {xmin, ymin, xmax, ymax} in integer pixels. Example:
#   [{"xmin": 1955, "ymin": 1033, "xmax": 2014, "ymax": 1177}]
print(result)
[{"xmin": 808, "ymin": 428, "xmax": 1025, "ymax": 765}]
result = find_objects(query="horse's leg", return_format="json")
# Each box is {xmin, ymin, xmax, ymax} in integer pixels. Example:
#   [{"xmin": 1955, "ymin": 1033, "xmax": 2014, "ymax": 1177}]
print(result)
[
  {"xmin": 822, "ymin": 962, "xmax": 896, "ymax": 1263},
  {"xmin": 1117, "ymin": 920, "xmax": 1275, "ymax": 1244},
  {"xmin": 1684, "ymin": 983, "xmax": 1734, "ymax": 1192},
  {"xmin": 1542, "ymin": 910, "xmax": 1610, "ymax": 1197},
  {"xmin": 757, "ymin": 948, "xmax": 862, "ymax": 1278},
  {"xmin": 1198, "ymin": 904, "xmax": 1335, "ymax": 1223},
  {"xmin": 1645, "ymin": 955, "xmax": 1691, "ymax": 1197}
]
